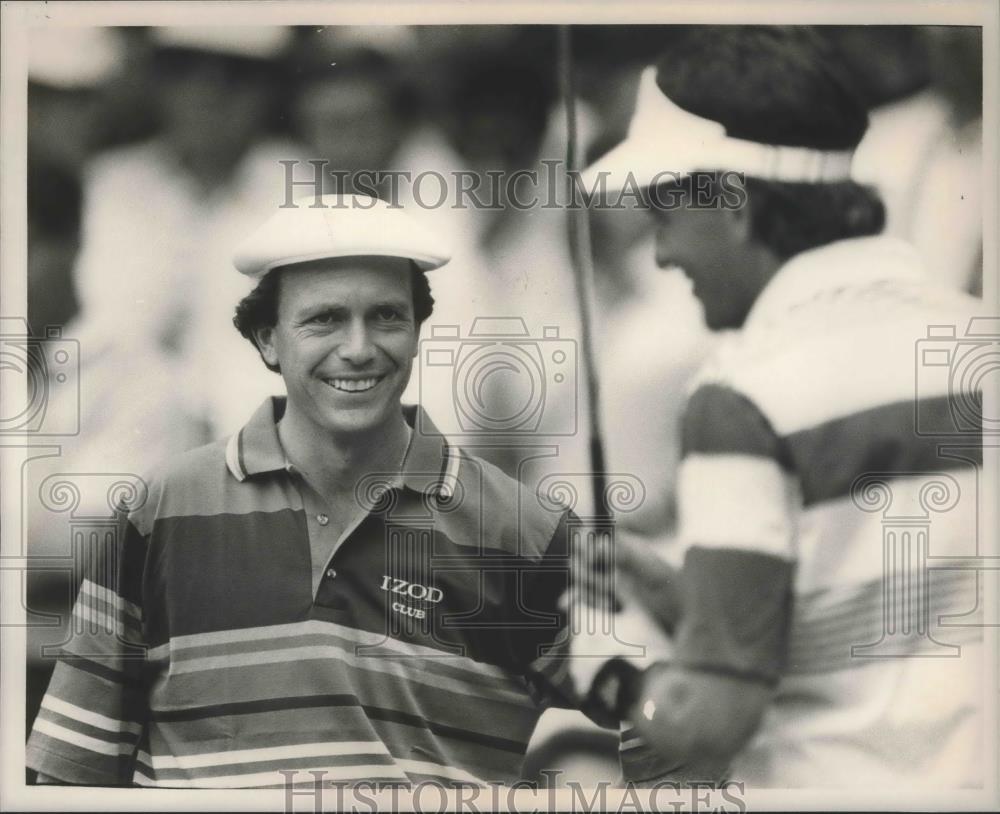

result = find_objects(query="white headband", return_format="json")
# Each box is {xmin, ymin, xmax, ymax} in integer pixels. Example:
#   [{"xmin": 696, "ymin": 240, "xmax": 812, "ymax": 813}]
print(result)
[{"xmin": 581, "ymin": 66, "xmax": 856, "ymax": 193}]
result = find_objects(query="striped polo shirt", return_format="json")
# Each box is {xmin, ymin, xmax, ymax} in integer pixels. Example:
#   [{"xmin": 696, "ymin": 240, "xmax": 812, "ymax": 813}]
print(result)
[
  {"xmin": 27, "ymin": 399, "xmax": 575, "ymax": 788},
  {"xmin": 621, "ymin": 236, "xmax": 986, "ymax": 786}
]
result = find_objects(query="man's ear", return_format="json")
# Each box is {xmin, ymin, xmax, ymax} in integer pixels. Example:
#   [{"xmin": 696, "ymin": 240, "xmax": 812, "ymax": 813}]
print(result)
[
  {"xmin": 723, "ymin": 194, "xmax": 753, "ymax": 243},
  {"xmin": 253, "ymin": 326, "xmax": 280, "ymax": 369},
  {"xmin": 715, "ymin": 171, "xmax": 753, "ymax": 243}
]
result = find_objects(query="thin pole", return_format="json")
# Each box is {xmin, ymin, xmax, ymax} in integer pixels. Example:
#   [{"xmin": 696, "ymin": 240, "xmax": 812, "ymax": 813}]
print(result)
[{"xmin": 557, "ymin": 25, "xmax": 610, "ymax": 520}]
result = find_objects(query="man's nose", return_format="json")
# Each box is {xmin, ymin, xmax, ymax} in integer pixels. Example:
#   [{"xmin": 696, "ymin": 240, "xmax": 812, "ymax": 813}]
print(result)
[
  {"xmin": 654, "ymin": 240, "xmax": 674, "ymax": 270},
  {"xmin": 336, "ymin": 320, "xmax": 376, "ymax": 365}
]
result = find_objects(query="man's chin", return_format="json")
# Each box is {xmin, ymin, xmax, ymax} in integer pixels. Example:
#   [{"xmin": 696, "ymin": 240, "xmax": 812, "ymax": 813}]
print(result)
[
  {"xmin": 702, "ymin": 304, "xmax": 748, "ymax": 332},
  {"xmin": 697, "ymin": 301, "xmax": 724, "ymax": 332}
]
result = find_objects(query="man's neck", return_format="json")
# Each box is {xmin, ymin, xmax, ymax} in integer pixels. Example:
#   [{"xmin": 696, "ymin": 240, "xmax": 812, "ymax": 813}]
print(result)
[{"xmin": 277, "ymin": 407, "xmax": 411, "ymax": 501}]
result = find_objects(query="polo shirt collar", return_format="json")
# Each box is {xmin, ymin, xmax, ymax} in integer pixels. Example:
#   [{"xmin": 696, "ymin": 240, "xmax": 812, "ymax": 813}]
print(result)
[
  {"xmin": 745, "ymin": 235, "xmax": 926, "ymax": 331},
  {"xmin": 225, "ymin": 397, "xmax": 459, "ymax": 498}
]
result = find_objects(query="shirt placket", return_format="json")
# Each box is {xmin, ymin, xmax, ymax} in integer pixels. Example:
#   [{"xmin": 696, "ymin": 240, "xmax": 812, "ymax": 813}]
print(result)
[{"xmin": 283, "ymin": 465, "xmax": 362, "ymax": 603}]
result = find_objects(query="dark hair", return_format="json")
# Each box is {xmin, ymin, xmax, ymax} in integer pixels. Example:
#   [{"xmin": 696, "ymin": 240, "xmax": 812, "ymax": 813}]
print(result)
[
  {"xmin": 821, "ymin": 26, "xmax": 932, "ymax": 109},
  {"xmin": 653, "ymin": 170, "xmax": 885, "ymax": 262},
  {"xmin": 233, "ymin": 260, "xmax": 434, "ymax": 373},
  {"xmin": 743, "ymin": 178, "xmax": 884, "ymax": 260},
  {"xmin": 652, "ymin": 26, "xmax": 883, "ymax": 257}
]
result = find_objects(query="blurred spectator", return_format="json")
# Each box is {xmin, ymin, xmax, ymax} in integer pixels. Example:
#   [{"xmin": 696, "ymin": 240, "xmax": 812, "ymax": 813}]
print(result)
[
  {"xmin": 28, "ymin": 27, "xmax": 126, "ymax": 171},
  {"xmin": 68, "ymin": 26, "xmax": 303, "ymax": 439},
  {"xmin": 23, "ymin": 158, "xmax": 201, "ymax": 752},
  {"xmin": 88, "ymin": 28, "xmax": 161, "ymax": 154},
  {"xmin": 27, "ymin": 161, "xmax": 82, "ymax": 336},
  {"xmin": 572, "ymin": 25, "xmax": 679, "ymax": 160},
  {"xmin": 920, "ymin": 26, "xmax": 983, "ymax": 296},
  {"xmin": 926, "ymin": 25, "xmax": 982, "ymax": 128},
  {"xmin": 289, "ymin": 25, "xmax": 420, "ymax": 195},
  {"xmin": 151, "ymin": 26, "xmax": 289, "ymax": 192},
  {"xmin": 839, "ymin": 26, "xmax": 983, "ymax": 294},
  {"xmin": 442, "ymin": 57, "xmax": 553, "ymax": 176}
]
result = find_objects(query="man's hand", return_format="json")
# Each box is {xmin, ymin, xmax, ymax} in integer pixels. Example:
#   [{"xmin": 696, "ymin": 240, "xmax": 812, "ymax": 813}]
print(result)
[{"xmin": 629, "ymin": 663, "xmax": 772, "ymax": 771}]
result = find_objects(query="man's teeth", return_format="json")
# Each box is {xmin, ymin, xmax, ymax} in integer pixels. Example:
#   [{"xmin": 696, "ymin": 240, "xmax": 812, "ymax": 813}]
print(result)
[{"xmin": 326, "ymin": 378, "xmax": 380, "ymax": 392}]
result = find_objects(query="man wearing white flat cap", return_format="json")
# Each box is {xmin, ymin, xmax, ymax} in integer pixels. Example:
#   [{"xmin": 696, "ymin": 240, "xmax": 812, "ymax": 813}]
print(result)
[
  {"xmin": 27, "ymin": 194, "xmax": 577, "ymax": 787},
  {"xmin": 572, "ymin": 27, "xmax": 984, "ymax": 788}
]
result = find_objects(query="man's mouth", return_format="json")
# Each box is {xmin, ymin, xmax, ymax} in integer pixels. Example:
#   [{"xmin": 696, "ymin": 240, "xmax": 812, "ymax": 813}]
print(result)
[{"xmin": 323, "ymin": 376, "xmax": 384, "ymax": 393}]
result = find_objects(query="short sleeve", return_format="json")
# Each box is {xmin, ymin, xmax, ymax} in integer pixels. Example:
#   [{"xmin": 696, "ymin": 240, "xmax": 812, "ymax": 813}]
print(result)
[
  {"xmin": 26, "ymin": 502, "xmax": 150, "ymax": 785},
  {"xmin": 513, "ymin": 511, "xmax": 577, "ymax": 710}
]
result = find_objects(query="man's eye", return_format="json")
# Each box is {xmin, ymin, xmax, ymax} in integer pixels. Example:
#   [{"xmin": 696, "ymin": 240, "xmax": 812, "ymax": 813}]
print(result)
[
  {"xmin": 374, "ymin": 307, "xmax": 403, "ymax": 321},
  {"xmin": 309, "ymin": 313, "xmax": 336, "ymax": 325}
]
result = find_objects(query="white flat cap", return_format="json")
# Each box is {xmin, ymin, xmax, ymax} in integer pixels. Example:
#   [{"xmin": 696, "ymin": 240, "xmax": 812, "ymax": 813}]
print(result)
[{"xmin": 232, "ymin": 194, "xmax": 452, "ymax": 280}]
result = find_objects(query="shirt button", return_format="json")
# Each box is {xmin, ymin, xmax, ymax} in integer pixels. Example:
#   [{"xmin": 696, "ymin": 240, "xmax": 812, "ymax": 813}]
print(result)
[
  {"xmin": 316, "ymin": 514, "xmax": 329, "ymax": 526},
  {"xmin": 326, "ymin": 568, "xmax": 337, "ymax": 579}
]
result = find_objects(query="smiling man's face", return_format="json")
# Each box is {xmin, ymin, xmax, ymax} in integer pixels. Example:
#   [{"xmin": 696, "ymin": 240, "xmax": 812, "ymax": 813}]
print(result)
[
  {"xmin": 255, "ymin": 256, "xmax": 419, "ymax": 440},
  {"xmin": 649, "ymin": 199, "xmax": 760, "ymax": 331}
]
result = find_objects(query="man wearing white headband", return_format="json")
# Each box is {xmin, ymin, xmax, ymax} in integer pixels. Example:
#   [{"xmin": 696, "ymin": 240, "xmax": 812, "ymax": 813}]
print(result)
[
  {"xmin": 575, "ymin": 27, "xmax": 984, "ymax": 788},
  {"xmin": 27, "ymin": 195, "xmax": 578, "ymax": 787}
]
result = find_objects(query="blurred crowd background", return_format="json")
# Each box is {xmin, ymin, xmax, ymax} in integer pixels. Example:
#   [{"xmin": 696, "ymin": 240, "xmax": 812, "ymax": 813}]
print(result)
[{"xmin": 22, "ymin": 24, "xmax": 984, "ymax": 785}]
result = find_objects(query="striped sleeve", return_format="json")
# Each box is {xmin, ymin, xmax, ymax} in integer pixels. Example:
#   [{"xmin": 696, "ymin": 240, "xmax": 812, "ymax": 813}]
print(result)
[
  {"xmin": 26, "ymin": 501, "xmax": 150, "ymax": 785},
  {"xmin": 674, "ymin": 383, "xmax": 795, "ymax": 684}
]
